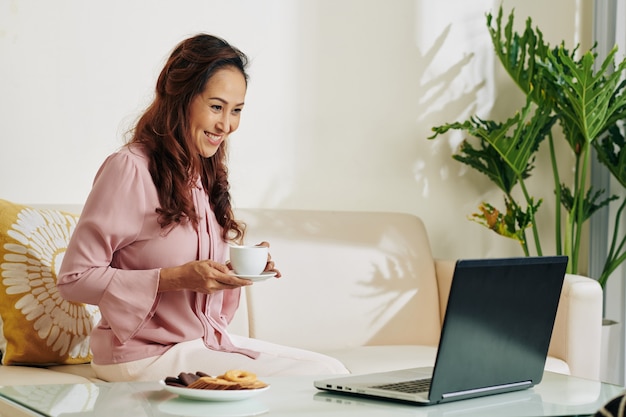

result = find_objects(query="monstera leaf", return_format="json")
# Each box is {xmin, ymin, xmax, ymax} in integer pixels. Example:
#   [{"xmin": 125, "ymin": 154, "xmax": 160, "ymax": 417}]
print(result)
[
  {"xmin": 431, "ymin": 98, "xmax": 555, "ymax": 180},
  {"xmin": 595, "ymin": 124, "xmax": 626, "ymax": 189},
  {"xmin": 542, "ymin": 46, "xmax": 626, "ymax": 145},
  {"xmin": 487, "ymin": 6, "xmax": 551, "ymax": 103}
]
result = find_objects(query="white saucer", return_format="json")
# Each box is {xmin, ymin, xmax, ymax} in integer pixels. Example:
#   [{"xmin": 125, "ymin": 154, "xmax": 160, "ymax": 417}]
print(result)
[{"xmin": 233, "ymin": 271, "xmax": 277, "ymax": 282}]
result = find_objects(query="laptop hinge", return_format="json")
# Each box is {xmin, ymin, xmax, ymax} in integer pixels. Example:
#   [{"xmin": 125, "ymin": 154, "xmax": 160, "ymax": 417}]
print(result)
[{"xmin": 442, "ymin": 380, "xmax": 532, "ymax": 399}]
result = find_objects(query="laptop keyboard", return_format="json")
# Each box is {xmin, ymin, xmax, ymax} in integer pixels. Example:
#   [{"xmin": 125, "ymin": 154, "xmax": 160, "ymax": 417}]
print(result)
[{"xmin": 371, "ymin": 378, "xmax": 431, "ymax": 394}]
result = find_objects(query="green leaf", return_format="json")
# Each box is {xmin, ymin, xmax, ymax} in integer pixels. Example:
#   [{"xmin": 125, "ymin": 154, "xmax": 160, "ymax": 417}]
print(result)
[
  {"xmin": 594, "ymin": 124, "xmax": 626, "ymax": 189},
  {"xmin": 486, "ymin": 8, "xmax": 550, "ymax": 103},
  {"xmin": 541, "ymin": 46, "xmax": 626, "ymax": 144},
  {"xmin": 559, "ymin": 184, "xmax": 618, "ymax": 221},
  {"xmin": 453, "ymin": 138, "xmax": 518, "ymax": 194},
  {"xmin": 430, "ymin": 98, "xmax": 555, "ymax": 194}
]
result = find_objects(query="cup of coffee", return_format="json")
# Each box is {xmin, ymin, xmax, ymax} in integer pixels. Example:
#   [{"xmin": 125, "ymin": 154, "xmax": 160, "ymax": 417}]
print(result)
[{"xmin": 229, "ymin": 245, "xmax": 269, "ymax": 276}]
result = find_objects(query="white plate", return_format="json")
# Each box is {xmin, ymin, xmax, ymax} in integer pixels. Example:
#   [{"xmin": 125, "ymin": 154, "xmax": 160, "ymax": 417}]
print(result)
[
  {"xmin": 233, "ymin": 271, "xmax": 277, "ymax": 282},
  {"xmin": 159, "ymin": 380, "xmax": 270, "ymax": 402}
]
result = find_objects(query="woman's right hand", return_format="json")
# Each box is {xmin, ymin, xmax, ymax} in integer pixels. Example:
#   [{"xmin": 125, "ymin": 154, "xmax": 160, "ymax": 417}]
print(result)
[{"xmin": 158, "ymin": 260, "xmax": 252, "ymax": 293}]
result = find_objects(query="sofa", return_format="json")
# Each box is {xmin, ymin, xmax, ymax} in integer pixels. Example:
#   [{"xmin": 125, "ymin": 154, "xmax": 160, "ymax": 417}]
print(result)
[{"xmin": 0, "ymin": 203, "xmax": 604, "ymax": 386}]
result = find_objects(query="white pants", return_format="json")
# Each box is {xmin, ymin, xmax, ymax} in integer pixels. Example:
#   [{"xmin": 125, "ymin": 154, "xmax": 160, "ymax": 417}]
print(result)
[{"xmin": 91, "ymin": 335, "xmax": 350, "ymax": 382}]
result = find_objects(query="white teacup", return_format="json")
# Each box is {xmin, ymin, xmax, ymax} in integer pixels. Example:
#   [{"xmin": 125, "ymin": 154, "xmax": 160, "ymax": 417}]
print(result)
[{"xmin": 229, "ymin": 245, "xmax": 269, "ymax": 276}]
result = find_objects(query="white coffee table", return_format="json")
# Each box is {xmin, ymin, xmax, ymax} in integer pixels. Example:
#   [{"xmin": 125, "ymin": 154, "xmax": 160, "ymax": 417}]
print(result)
[{"xmin": 0, "ymin": 371, "xmax": 622, "ymax": 416}]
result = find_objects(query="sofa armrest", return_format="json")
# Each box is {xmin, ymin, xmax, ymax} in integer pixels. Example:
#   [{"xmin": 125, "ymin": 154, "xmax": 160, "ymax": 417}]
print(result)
[
  {"xmin": 549, "ymin": 274, "xmax": 603, "ymax": 380},
  {"xmin": 434, "ymin": 259, "xmax": 456, "ymax": 326}
]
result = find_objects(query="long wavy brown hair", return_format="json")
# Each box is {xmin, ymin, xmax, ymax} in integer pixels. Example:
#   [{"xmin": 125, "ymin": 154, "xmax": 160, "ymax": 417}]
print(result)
[{"xmin": 129, "ymin": 34, "xmax": 246, "ymax": 242}]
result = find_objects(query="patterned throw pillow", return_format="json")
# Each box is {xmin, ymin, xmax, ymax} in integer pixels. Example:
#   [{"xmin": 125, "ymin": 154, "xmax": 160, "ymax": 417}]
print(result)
[{"xmin": 0, "ymin": 199, "xmax": 100, "ymax": 365}]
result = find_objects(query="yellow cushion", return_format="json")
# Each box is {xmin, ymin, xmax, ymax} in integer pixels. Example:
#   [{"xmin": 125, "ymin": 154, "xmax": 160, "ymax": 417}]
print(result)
[{"xmin": 0, "ymin": 199, "xmax": 100, "ymax": 365}]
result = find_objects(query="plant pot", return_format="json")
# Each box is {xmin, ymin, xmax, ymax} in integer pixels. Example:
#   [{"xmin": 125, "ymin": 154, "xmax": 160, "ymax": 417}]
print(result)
[{"xmin": 600, "ymin": 318, "xmax": 620, "ymax": 384}]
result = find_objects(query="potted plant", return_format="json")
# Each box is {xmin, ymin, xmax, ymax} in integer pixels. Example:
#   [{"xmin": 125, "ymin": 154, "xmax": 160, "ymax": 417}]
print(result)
[{"xmin": 429, "ymin": 6, "xmax": 626, "ymax": 291}]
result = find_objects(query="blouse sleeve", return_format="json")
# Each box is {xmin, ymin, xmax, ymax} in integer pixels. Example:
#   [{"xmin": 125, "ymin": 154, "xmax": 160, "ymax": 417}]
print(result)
[{"xmin": 57, "ymin": 149, "xmax": 160, "ymax": 344}]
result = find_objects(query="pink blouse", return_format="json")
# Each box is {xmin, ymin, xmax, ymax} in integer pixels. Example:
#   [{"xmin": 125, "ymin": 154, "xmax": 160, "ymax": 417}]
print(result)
[{"xmin": 57, "ymin": 144, "xmax": 258, "ymax": 365}]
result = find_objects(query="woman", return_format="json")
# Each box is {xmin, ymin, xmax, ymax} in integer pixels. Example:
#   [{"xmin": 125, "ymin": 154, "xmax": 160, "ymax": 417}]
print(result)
[{"xmin": 57, "ymin": 33, "xmax": 348, "ymax": 382}]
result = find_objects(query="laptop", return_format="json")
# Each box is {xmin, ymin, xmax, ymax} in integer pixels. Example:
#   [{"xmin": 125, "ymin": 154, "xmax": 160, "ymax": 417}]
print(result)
[{"xmin": 314, "ymin": 256, "xmax": 568, "ymax": 405}]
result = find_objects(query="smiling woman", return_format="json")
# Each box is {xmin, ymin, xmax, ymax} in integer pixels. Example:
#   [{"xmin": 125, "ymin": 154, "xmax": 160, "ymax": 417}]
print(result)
[{"xmin": 54, "ymin": 33, "xmax": 349, "ymax": 382}]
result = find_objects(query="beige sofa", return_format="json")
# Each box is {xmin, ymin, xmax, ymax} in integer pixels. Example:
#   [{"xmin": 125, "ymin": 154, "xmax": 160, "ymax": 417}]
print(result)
[{"xmin": 0, "ymin": 206, "xmax": 604, "ymax": 385}]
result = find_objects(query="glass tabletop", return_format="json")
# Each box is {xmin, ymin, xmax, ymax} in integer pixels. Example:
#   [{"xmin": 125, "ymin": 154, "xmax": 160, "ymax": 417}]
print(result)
[{"xmin": 0, "ymin": 371, "xmax": 622, "ymax": 417}]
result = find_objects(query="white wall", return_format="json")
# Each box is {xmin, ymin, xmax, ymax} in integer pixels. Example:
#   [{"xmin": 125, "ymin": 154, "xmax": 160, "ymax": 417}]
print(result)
[{"xmin": 0, "ymin": 0, "xmax": 588, "ymax": 262}]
